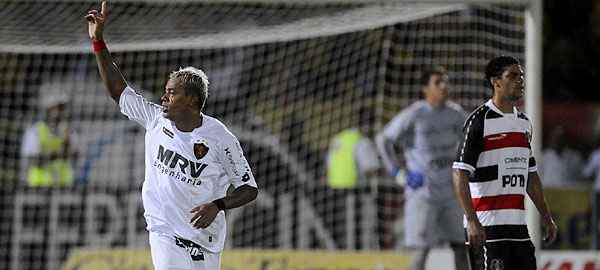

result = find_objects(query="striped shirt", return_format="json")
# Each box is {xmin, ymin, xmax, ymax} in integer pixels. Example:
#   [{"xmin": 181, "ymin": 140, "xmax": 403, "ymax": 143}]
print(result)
[{"xmin": 453, "ymin": 99, "xmax": 537, "ymax": 242}]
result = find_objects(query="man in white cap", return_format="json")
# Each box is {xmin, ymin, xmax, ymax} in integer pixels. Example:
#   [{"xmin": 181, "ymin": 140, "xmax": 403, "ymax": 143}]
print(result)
[{"xmin": 20, "ymin": 80, "xmax": 78, "ymax": 187}]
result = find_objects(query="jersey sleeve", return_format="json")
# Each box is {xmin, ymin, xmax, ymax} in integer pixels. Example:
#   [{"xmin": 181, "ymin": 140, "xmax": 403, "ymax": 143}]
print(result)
[
  {"xmin": 528, "ymin": 124, "xmax": 538, "ymax": 173},
  {"xmin": 376, "ymin": 108, "xmax": 414, "ymax": 174},
  {"xmin": 218, "ymin": 133, "xmax": 257, "ymax": 189},
  {"xmin": 381, "ymin": 108, "xmax": 414, "ymax": 143},
  {"xmin": 453, "ymin": 110, "xmax": 484, "ymax": 175},
  {"xmin": 119, "ymin": 86, "xmax": 161, "ymax": 130},
  {"xmin": 528, "ymin": 155, "xmax": 537, "ymax": 173},
  {"xmin": 456, "ymin": 107, "xmax": 468, "ymax": 137}
]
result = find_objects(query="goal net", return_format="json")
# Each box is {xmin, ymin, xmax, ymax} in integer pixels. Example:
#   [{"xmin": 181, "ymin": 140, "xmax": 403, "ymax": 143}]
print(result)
[{"xmin": 0, "ymin": 1, "xmax": 527, "ymax": 269}]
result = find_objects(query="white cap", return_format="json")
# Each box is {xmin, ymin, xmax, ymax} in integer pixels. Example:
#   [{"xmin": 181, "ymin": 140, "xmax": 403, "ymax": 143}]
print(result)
[{"xmin": 38, "ymin": 80, "xmax": 71, "ymax": 109}]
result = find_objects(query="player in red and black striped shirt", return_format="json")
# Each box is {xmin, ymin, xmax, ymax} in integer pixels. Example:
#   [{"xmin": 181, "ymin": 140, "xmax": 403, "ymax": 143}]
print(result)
[{"xmin": 452, "ymin": 56, "xmax": 557, "ymax": 270}]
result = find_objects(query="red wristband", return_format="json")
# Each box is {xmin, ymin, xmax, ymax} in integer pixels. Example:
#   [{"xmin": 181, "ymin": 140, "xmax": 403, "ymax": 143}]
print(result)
[{"xmin": 92, "ymin": 40, "xmax": 106, "ymax": 52}]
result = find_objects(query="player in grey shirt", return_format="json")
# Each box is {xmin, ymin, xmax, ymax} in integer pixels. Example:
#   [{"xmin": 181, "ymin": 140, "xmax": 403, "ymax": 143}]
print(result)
[{"xmin": 376, "ymin": 67, "xmax": 468, "ymax": 270}]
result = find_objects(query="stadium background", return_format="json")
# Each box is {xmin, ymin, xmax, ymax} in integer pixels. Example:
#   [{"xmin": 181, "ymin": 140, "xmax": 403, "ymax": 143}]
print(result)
[{"xmin": 0, "ymin": 0, "xmax": 598, "ymax": 269}]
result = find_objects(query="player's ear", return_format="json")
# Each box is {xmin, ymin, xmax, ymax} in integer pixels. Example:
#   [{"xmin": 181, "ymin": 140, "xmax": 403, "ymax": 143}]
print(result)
[
  {"xmin": 490, "ymin": 77, "xmax": 499, "ymax": 89},
  {"xmin": 186, "ymin": 95, "xmax": 200, "ymax": 110},
  {"xmin": 181, "ymin": 94, "xmax": 192, "ymax": 106},
  {"xmin": 422, "ymin": 84, "xmax": 430, "ymax": 97}
]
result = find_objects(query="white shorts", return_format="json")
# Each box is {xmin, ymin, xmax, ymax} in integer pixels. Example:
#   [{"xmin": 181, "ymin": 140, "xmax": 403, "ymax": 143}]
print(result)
[
  {"xmin": 404, "ymin": 191, "xmax": 464, "ymax": 247},
  {"xmin": 149, "ymin": 232, "xmax": 221, "ymax": 270}
]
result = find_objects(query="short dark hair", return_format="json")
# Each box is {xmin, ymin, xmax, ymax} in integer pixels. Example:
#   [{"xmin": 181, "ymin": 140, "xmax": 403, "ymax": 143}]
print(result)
[
  {"xmin": 485, "ymin": 56, "xmax": 520, "ymax": 89},
  {"xmin": 420, "ymin": 66, "xmax": 447, "ymax": 87}
]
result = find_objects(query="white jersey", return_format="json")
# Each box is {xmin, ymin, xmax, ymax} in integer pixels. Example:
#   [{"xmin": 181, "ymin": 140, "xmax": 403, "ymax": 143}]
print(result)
[{"xmin": 119, "ymin": 86, "xmax": 257, "ymax": 253}]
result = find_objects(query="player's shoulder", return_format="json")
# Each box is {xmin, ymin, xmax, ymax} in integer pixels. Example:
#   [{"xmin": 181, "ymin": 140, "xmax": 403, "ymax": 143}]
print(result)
[
  {"xmin": 410, "ymin": 100, "xmax": 429, "ymax": 111},
  {"xmin": 401, "ymin": 100, "xmax": 429, "ymax": 117},
  {"xmin": 386, "ymin": 102, "xmax": 420, "ymax": 124},
  {"xmin": 444, "ymin": 101, "xmax": 465, "ymax": 113},
  {"xmin": 516, "ymin": 110, "xmax": 530, "ymax": 122},
  {"xmin": 463, "ymin": 102, "xmax": 491, "ymax": 128},
  {"xmin": 465, "ymin": 102, "xmax": 491, "ymax": 121},
  {"xmin": 201, "ymin": 115, "xmax": 239, "ymax": 143}
]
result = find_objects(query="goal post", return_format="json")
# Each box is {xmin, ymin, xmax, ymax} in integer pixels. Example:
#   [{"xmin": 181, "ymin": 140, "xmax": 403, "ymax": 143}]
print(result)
[{"xmin": 524, "ymin": 0, "xmax": 543, "ymax": 252}]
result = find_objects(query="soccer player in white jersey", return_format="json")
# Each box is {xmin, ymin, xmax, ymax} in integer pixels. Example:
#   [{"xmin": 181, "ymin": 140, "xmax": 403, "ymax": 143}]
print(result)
[
  {"xmin": 376, "ymin": 67, "xmax": 468, "ymax": 270},
  {"xmin": 86, "ymin": 3, "xmax": 258, "ymax": 270},
  {"xmin": 452, "ymin": 56, "xmax": 557, "ymax": 269}
]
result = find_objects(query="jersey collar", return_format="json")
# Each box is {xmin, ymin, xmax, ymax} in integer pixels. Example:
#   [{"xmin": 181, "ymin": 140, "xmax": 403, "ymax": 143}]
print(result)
[
  {"xmin": 486, "ymin": 99, "xmax": 518, "ymax": 118},
  {"xmin": 167, "ymin": 113, "xmax": 209, "ymax": 143}
]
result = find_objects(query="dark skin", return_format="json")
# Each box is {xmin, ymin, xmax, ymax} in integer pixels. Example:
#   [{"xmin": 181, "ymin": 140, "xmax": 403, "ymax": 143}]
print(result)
[
  {"xmin": 86, "ymin": 1, "xmax": 257, "ymax": 229},
  {"xmin": 491, "ymin": 64, "xmax": 526, "ymax": 112},
  {"xmin": 161, "ymin": 79, "xmax": 202, "ymax": 132},
  {"xmin": 452, "ymin": 63, "xmax": 557, "ymax": 248}
]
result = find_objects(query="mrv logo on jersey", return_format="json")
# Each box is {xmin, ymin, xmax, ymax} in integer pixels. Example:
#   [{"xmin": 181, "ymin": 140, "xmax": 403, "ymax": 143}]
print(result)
[{"xmin": 153, "ymin": 145, "xmax": 208, "ymax": 185}]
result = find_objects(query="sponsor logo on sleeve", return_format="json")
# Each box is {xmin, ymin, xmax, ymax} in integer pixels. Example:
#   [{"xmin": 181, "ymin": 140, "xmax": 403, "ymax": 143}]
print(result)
[
  {"xmin": 241, "ymin": 172, "xmax": 250, "ymax": 182},
  {"xmin": 224, "ymin": 147, "xmax": 240, "ymax": 176},
  {"xmin": 162, "ymin": 127, "xmax": 174, "ymax": 138}
]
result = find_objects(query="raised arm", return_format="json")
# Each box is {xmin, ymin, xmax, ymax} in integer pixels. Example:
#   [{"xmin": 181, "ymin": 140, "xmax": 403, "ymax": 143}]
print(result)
[{"xmin": 86, "ymin": 1, "xmax": 127, "ymax": 102}]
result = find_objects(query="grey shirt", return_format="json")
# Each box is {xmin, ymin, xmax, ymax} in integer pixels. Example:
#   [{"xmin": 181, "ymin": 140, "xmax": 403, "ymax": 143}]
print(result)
[{"xmin": 377, "ymin": 100, "xmax": 466, "ymax": 201}]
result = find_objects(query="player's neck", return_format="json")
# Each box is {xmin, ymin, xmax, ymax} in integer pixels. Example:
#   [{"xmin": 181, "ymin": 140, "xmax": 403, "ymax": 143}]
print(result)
[
  {"xmin": 491, "ymin": 95, "xmax": 515, "ymax": 113},
  {"xmin": 425, "ymin": 98, "xmax": 443, "ymax": 109},
  {"xmin": 173, "ymin": 114, "xmax": 202, "ymax": 132}
]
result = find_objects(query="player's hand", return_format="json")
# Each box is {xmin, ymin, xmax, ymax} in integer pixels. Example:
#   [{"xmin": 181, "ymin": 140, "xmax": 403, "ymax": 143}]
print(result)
[
  {"xmin": 466, "ymin": 218, "xmax": 486, "ymax": 247},
  {"xmin": 85, "ymin": 1, "xmax": 108, "ymax": 41},
  {"xmin": 405, "ymin": 170, "xmax": 425, "ymax": 189},
  {"xmin": 543, "ymin": 215, "xmax": 558, "ymax": 244},
  {"xmin": 190, "ymin": 203, "xmax": 219, "ymax": 229}
]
